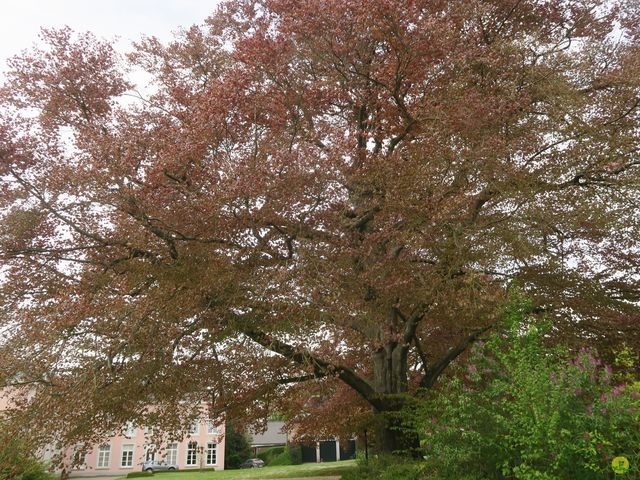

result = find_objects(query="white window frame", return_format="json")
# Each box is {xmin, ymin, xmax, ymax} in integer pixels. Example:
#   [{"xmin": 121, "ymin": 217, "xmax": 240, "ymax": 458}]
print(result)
[
  {"xmin": 145, "ymin": 445, "xmax": 156, "ymax": 462},
  {"xmin": 206, "ymin": 442, "xmax": 217, "ymax": 466},
  {"xmin": 123, "ymin": 422, "xmax": 136, "ymax": 438},
  {"xmin": 121, "ymin": 444, "xmax": 134, "ymax": 468},
  {"xmin": 73, "ymin": 450, "xmax": 86, "ymax": 470},
  {"xmin": 186, "ymin": 441, "xmax": 198, "ymax": 466},
  {"xmin": 97, "ymin": 444, "xmax": 111, "ymax": 469},
  {"xmin": 188, "ymin": 419, "xmax": 200, "ymax": 435},
  {"xmin": 206, "ymin": 420, "xmax": 219, "ymax": 435},
  {"xmin": 166, "ymin": 443, "xmax": 178, "ymax": 465}
]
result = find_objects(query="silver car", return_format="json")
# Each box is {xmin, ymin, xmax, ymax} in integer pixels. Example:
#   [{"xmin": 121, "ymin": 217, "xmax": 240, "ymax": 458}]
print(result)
[{"xmin": 142, "ymin": 460, "xmax": 179, "ymax": 472}]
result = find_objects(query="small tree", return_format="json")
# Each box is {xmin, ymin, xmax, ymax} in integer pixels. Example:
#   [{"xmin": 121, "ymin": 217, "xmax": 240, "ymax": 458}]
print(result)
[
  {"xmin": 0, "ymin": 431, "xmax": 54, "ymax": 480},
  {"xmin": 224, "ymin": 421, "xmax": 252, "ymax": 469}
]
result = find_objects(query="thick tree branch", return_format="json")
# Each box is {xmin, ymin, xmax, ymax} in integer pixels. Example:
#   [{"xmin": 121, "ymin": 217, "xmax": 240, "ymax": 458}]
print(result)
[
  {"xmin": 402, "ymin": 304, "xmax": 428, "ymax": 345},
  {"xmin": 121, "ymin": 199, "xmax": 179, "ymax": 259},
  {"xmin": 420, "ymin": 324, "xmax": 493, "ymax": 389},
  {"xmin": 243, "ymin": 328, "xmax": 382, "ymax": 409}
]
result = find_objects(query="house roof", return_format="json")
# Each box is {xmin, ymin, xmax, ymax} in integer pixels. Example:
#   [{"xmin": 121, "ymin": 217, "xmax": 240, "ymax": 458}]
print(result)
[{"xmin": 250, "ymin": 420, "xmax": 288, "ymax": 446}]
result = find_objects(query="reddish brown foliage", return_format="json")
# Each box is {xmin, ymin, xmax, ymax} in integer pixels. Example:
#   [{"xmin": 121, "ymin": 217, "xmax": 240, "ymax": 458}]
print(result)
[{"xmin": 0, "ymin": 0, "xmax": 639, "ymax": 456}]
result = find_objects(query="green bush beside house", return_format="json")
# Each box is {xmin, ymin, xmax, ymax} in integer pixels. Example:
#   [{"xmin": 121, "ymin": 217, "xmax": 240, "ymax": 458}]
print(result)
[
  {"xmin": 257, "ymin": 445, "xmax": 285, "ymax": 464},
  {"xmin": 256, "ymin": 445, "xmax": 303, "ymax": 466},
  {"xmin": 0, "ymin": 431, "xmax": 54, "ymax": 480},
  {"xmin": 224, "ymin": 421, "xmax": 252, "ymax": 469},
  {"xmin": 341, "ymin": 456, "xmax": 425, "ymax": 480}
]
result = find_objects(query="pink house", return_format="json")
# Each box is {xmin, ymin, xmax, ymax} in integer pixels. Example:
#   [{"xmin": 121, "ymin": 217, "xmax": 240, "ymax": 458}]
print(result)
[
  {"xmin": 0, "ymin": 390, "xmax": 225, "ymax": 475},
  {"xmin": 65, "ymin": 417, "xmax": 226, "ymax": 475}
]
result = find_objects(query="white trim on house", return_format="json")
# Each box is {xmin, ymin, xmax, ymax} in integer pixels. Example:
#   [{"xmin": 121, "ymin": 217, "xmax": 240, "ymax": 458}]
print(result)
[
  {"xmin": 0, "ymin": 389, "xmax": 226, "ymax": 474},
  {"xmin": 72, "ymin": 450, "xmax": 87, "ymax": 470},
  {"xmin": 120, "ymin": 444, "xmax": 134, "ymax": 468},
  {"xmin": 206, "ymin": 442, "xmax": 217, "ymax": 466},
  {"xmin": 186, "ymin": 441, "xmax": 198, "ymax": 466},
  {"xmin": 206, "ymin": 420, "xmax": 219, "ymax": 434},
  {"xmin": 188, "ymin": 419, "xmax": 199, "ymax": 435},
  {"xmin": 96, "ymin": 444, "xmax": 111, "ymax": 469},
  {"xmin": 166, "ymin": 442, "xmax": 179, "ymax": 465},
  {"xmin": 144, "ymin": 444, "xmax": 156, "ymax": 462},
  {"xmin": 123, "ymin": 422, "xmax": 136, "ymax": 438}
]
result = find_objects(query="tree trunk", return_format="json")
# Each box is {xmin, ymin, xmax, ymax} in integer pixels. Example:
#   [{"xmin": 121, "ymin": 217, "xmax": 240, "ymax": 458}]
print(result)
[
  {"xmin": 371, "ymin": 342, "xmax": 420, "ymax": 456},
  {"xmin": 373, "ymin": 412, "xmax": 420, "ymax": 455}
]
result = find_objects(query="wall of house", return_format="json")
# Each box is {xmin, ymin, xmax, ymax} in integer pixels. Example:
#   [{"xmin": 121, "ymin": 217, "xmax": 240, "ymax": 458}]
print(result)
[{"xmin": 66, "ymin": 418, "xmax": 226, "ymax": 475}]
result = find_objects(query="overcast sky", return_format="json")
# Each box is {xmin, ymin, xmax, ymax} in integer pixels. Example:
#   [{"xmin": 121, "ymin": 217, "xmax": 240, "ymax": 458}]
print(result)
[{"xmin": 0, "ymin": 0, "xmax": 220, "ymax": 77}]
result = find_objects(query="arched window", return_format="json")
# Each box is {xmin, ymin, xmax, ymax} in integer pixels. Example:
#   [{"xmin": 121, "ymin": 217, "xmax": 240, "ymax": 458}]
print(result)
[{"xmin": 145, "ymin": 445, "xmax": 156, "ymax": 461}]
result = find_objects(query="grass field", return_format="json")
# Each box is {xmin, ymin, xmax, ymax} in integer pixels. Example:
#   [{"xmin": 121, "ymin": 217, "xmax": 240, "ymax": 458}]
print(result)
[{"xmin": 116, "ymin": 460, "xmax": 356, "ymax": 480}]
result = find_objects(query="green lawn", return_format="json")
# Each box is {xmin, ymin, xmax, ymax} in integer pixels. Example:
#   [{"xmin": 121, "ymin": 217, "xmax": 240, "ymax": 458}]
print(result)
[{"xmin": 116, "ymin": 460, "xmax": 356, "ymax": 480}]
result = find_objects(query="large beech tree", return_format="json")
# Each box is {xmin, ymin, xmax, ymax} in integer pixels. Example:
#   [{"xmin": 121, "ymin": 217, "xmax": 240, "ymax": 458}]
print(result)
[{"xmin": 1, "ymin": 0, "xmax": 640, "ymax": 457}]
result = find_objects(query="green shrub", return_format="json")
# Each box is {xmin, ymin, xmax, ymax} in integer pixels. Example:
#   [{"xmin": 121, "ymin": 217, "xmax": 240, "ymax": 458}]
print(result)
[
  {"xmin": 257, "ymin": 445, "xmax": 285, "ymax": 464},
  {"xmin": 224, "ymin": 420, "xmax": 252, "ymax": 469},
  {"xmin": 379, "ymin": 462, "xmax": 425, "ymax": 480},
  {"xmin": 268, "ymin": 448, "xmax": 293, "ymax": 466},
  {"xmin": 288, "ymin": 444, "xmax": 303, "ymax": 465},
  {"xmin": 0, "ymin": 433, "xmax": 54, "ymax": 480},
  {"xmin": 255, "ymin": 444, "xmax": 303, "ymax": 466},
  {"xmin": 341, "ymin": 455, "xmax": 424, "ymax": 480},
  {"xmin": 419, "ymin": 294, "xmax": 640, "ymax": 480}
]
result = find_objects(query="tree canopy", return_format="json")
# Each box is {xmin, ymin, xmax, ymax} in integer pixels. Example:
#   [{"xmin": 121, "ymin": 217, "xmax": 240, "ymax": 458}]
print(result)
[{"xmin": 0, "ymin": 0, "xmax": 639, "ymax": 458}]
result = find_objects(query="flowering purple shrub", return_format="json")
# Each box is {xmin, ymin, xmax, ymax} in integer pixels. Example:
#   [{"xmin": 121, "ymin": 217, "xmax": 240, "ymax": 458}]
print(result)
[{"xmin": 419, "ymin": 296, "xmax": 640, "ymax": 480}]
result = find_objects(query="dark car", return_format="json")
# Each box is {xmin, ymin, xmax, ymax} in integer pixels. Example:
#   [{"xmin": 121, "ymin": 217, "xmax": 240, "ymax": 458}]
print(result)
[{"xmin": 240, "ymin": 458, "xmax": 266, "ymax": 468}]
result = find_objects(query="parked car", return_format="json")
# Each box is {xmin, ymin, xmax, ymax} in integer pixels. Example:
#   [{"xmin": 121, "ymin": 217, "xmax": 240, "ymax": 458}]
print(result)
[
  {"xmin": 142, "ymin": 460, "xmax": 179, "ymax": 472},
  {"xmin": 240, "ymin": 458, "xmax": 266, "ymax": 468}
]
